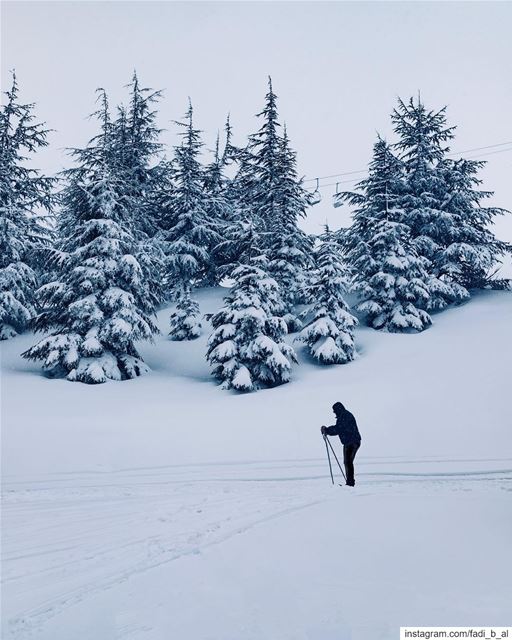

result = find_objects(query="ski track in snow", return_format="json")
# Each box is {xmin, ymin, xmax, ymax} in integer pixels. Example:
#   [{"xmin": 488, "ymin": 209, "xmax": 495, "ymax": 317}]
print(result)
[{"xmin": 2, "ymin": 456, "xmax": 511, "ymax": 639}]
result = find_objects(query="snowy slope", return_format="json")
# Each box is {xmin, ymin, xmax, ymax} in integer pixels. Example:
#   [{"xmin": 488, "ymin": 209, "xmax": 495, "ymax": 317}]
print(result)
[{"xmin": 1, "ymin": 289, "xmax": 511, "ymax": 639}]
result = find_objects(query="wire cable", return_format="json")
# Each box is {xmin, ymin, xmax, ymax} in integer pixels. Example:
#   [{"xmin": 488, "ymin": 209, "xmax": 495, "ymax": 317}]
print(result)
[{"xmin": 304, "ymin": 140, "xmax": 512, "ymax": 188}]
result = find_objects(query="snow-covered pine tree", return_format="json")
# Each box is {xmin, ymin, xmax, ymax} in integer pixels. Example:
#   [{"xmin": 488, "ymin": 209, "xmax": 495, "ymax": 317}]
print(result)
[
  {"xmin": 114, "ymin": 72, "xmax": 163, "ymax": 236},
  {"xmin": 214, "ymin": 142, "xmax": 260, "ymax": 277},
  {"xmin": 206, "ymin": 255, "xmax": 297, "ymax": 392},
  {"xmin": 297, "ymin": 229, "xmax": 357, "ymax": 364},
  {"xmin": 266, "ymin": 127, "xmax": 314, "ymax": 329},
  {"xmin": 242, "ymin": 77, "xmax": 282, "ymax": 237},
  {"xmin": 341, "ymin": 137, "xmax": 433, "ymax": 332},
  {"xmin": 202, "ymin": 118, "xmax": 239, "ymax": 285},
  {"xmin": 203, "ymin": 115, "xmax": 238, "ymax": 205},
  {"xmin": 435, "ymin": 157, "xmax": 510, "ymax": 289},
  {"xmin": 163, "ymin": 102, "xmax": 221, "ymax": 339},
  {"xmin": 392, "ymin": 97, "xmax": 472, "ymax": 309},
  {"xmin": 113, "ymin": 72, "xmax": 166, "ymax": 307},
  {"xmin": 22, "ymin": 91, "xmax": 158, "ymax": 383},
  {"xmin": 213, "ymin": 218, "xmax": 266, "ymax": 283},
  {"xmin": 0, "ymin": 73, "xmax": 55, "ymax": 339},
  {"xmin": 228, "ymin": 141, "xmax": 257, "ymax": 217},
  {"xmin": 168, "ymin": 283, "xmax": 201, "ymax": 341},
  {"xmin": 229, "ymin": 80, "xmax": 313, "ymax": 329},
  {"xmin": 203, "ymin": 135, "xmax": 224, "ymax": 206}
]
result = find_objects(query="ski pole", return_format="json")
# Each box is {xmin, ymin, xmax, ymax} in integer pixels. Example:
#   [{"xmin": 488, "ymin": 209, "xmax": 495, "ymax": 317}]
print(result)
[
  {"xmin": 325, "ymin": 435, "xmax": 347, "ymax": 483},
  {"xmin": 323, "ymin": 435, "xmax": 334, "ymax": 485}
]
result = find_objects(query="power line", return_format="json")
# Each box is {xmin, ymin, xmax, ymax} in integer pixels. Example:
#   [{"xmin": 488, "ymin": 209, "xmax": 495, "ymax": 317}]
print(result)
[
  {"xmin": 447, "ymin": 141, "xmax": 512, "ymax": 156},
  {"xmin": 461, "ymin": 147, "xmax": 512, "ymax": 160},
  {"xmin": 303, "ymin": 169, "xmax": 366, "ymax": 183},
  {"xmin": 304, "ymin": 140, "xmax": 512, "ymax": 188},
  {"xmin": 312, "ymin": 178, "xmax": 361, "ymax": 191}
]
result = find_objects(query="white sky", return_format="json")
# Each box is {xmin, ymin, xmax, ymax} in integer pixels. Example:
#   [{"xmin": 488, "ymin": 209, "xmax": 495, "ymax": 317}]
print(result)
[{"xmin": 2, "ymin": 1, "xmax": 511, "ymax": 245}]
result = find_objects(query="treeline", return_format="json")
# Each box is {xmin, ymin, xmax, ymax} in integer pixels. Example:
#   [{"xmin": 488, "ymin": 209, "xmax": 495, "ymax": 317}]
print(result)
[{"xmin": 0, "ymin": 72, "xmax": 509, "ymax": 389}]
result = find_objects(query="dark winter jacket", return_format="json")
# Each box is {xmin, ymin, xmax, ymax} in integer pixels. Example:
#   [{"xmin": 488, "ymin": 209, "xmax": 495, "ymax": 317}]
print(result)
[{"xmin": 325, "ymin": 409, "xmax": 361, "ymax": 445}]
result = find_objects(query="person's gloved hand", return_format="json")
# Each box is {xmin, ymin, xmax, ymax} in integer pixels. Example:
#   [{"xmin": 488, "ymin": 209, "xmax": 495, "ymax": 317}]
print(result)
[{"xmin": 321, "ymin": 426, "xmax": 327, "ymax": 435}]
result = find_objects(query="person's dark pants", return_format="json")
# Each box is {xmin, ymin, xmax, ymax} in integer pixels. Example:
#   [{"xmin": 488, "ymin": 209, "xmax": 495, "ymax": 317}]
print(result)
[{"xmin": 343, "ymin": 442, "xmax": 360, "ymax": 486}]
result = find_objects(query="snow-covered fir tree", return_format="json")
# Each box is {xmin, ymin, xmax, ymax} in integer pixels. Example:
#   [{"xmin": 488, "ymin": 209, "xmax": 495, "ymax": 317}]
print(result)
[
  {"xmin": 297, "ymin": 230, "xmax": 357, "ymax": 363},
  {"xmin": 229, "ymin": 80, "xmax": 313, "ymax": 329},
  {"xmin": 202, "ymin": 117, "xmax": 239, "ymax": 284},
  {"xmin": 244, "ymin": 81, "xmax": 313, "ymax": 236},
  {"xmin": 213, "ymin": 219, "xmax": 267, "ymax": 282},
  {"xmin": 391, "ymin": 96, "xmax": 506, "ymax": 307},
  {"xmin": 341, "ymin": 137, "xmax": 433, "ymax": 332},
  {"xmin": 435, "ymin": 157, "xmax": 510, "ymax": 289},
  {"xmin": 163, "ymin": 102, "xmax": 221, "ymax": 339},
  {"xmin": 114, "ymin": 72, "xmax": 163, "ymax": 236},
  {"xmin": 163, "ymin": 103, "xmax": 219, "ymax": 285},
  {"xmin": 203, "ymin": 116, "xmax": 238, "ymax": 209},
  {"xmin": 168, "ymin": 284, "xmax": 201, "ymax": 341},
  {"xmin": 214, "ymin": 143, "xmax": 260, "ymax": 276},
  {"xmin": 242, "ymin": 77, "xmax": 282, "ymax": 235},
  {"xmin": 0, "ymin": 73, "xmax": 55, "ymax": 339},
  {"xmin": 113, "ymin": 72, "xmax": 166, "ymax": 307},
  {"xmin": 206, "ymin": 255, "xmax": 297, "ymax": 392},
  {"xmin": 22, "ymin": 92, "xmax": 158, "ymax": 383},
  {"xmin": 266, "ymin": 127, "xmax": 314, "ymax": 328}
]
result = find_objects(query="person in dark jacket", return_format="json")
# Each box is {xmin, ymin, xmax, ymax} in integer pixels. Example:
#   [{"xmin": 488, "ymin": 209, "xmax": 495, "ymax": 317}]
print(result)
[{"xmin": 321, "ymin": 402, "xmax": 361, "ymax": 486}]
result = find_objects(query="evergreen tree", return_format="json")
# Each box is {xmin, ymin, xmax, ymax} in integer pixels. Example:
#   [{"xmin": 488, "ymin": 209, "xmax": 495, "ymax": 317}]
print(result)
[
  {"xmin": 114, "ymin": 72, "xmax": 163, "ymax": 235},
  {"xmin": 0, "ymin": 73, "xmax": 55, "ymax": 339},
  {"xmin": 206, "ymin": 257, "xmax": 297, "ymax": 392},
  {"xmin": 113, "ymin": 73, "xmax": 167, "ymax": 306},
  {"xmin": 341, "ymin": 138, "xmax": 433, "ymax": 332},
  {"xmin": 163, "ymin": 102, "xmax": 221, "ymax": 339},
  {"xmin": 22, "ymin": 92, "xmax": 158, "ymax": 383},
  {"xmin": 244, "ymin": 77, "xmax": 282, "ymax": 234},
  {"xmin": 392, "ymin": 98, "xmax": 471, "ymax": 309},
  {"xmin": 163, "ymin": 102, "xmax": 221, "ymax": 285},
  {"xmin": 168, "ymin": 284, "xmax": 201, "ymax": 341},
  {"xmin": 202, "ymin": 118, "xmax": 239, "ymax": 284},
  {"xmin": 266, "ymin": 128, "xmax": 314, "ymax": 328},
  {"xmin": 229, "ymin": 142, "xmax": 257, "ymax": 217},
  {"xmin": 215, "ymin": 142, "xmax": 259, "ymax": 275},
  {"xmin": 213, "ymin": 220, "xmax": 266, "ymax": 282},
  {"xmin": 435, "ymin": 157, "xmax": 510, "ymax": 289},
  {"xmin": 297, "ymin": 230, "xmax": 357, "ymax": 364},
  {"xmin": 203, "ymin": 116, "xmax": 238, "ymax": 207},
  {"xmin": 229, "ymin": 80, "xmax": 313, "ymax": 328}
]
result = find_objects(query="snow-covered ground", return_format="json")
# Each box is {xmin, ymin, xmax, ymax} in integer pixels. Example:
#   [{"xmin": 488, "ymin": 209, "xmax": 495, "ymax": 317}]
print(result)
[{"xmin": 1, "ymin": 289, "xmax": 511, "ymax": 639}]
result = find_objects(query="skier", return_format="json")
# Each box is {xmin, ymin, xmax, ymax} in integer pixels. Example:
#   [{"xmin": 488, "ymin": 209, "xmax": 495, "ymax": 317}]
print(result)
[{"xmin": 321, "ymin": 402, "xmax": 361, "ymax": 486}]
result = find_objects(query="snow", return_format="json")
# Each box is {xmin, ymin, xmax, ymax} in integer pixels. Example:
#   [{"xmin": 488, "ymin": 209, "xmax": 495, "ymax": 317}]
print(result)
[
  {"xmin": 1, "ymin": 287, "xmax": 511, "ymax": 639},
  {"xmin": 209, "ymin": 338, "xmax": 237, "ymax": 360},
  {"xmin": 231, "ymin": 363, "xmax": 253, "ymax": 391}
]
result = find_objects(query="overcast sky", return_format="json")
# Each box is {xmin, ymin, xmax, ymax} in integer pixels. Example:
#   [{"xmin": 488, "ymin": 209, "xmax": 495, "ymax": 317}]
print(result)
[{"xmin": 2, "ymin": 1, "xmax": 511, "ymax": 248}]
